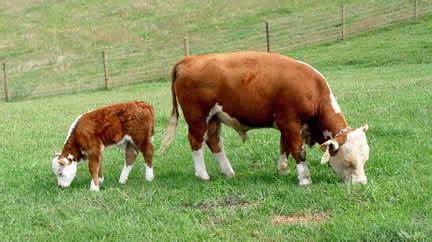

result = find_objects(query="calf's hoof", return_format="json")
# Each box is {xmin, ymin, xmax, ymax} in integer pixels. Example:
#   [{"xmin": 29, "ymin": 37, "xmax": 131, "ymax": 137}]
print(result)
[
  {"xmin": 98, "ymin": 176, "xmax": 104, "ymax": 184},
  {"xmin": 279, "ymin": 169, "xmax": 290, "ymax": 176},
  {"xmin": 195, "ymin": 172, "xmax": 210, "ymax": 181},
  {"xmin": 224, "ymin": 170, "xmax": 236, "ymax": 178}
]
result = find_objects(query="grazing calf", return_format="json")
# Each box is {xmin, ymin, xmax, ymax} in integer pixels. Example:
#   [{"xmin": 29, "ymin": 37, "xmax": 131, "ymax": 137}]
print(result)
[
  {"xmin": 52, "ymin": 101, "xmax": 155, "ymax": 191},
  {"xmin": 159, "ymin": 51, "xmax": 370, "ymax": 185}
]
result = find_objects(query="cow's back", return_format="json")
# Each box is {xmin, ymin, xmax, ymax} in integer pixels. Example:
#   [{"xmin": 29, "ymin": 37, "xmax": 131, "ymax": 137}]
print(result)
[{"xmin": 174, "ymin": 52, "xmax": 326, "ymax": 126}]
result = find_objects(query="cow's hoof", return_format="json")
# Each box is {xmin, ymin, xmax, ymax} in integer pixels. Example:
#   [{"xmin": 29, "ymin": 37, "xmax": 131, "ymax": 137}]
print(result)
[
  {"xmin": 119, "ymin": 178, "xmax": 127, "ymax": 185},
  {"xmin": 278, "ymin": 168, "xmax": 290, "ymax": 176},
  {"xmin": 196, "ymin": 173, "xmax": 210, "ymax": 181},
  {"xmin": 299, "ymin": 178, "xmax": 312, "ymax": 186},
  {"xmin": 90, "ymin": 185, "xmax": 100, "ymax": 192},
  {"xmin": 224, "ymin": 170, "xmax": 236, "ymax": 178}
]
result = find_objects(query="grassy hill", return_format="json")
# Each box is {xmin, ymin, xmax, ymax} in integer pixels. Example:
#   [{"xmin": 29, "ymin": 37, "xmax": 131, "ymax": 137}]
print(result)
[{"xmin": 1, "ymin": 8, "xmax": 431, "ymax": 241}]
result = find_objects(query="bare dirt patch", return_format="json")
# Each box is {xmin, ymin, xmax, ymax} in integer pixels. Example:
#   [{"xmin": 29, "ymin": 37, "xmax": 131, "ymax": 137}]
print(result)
[{"xmin": 272, "ymin": 212, "xmax": 330, "ymax": 226}]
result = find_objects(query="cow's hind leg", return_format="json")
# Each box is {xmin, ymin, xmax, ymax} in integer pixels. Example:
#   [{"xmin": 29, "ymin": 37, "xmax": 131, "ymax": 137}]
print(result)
[
  {"xmin": 278, "ymin": 137, "xmax": 289, "ymax": 176},
  {"xmin": 206, "ymin": 117, "xmax": 235, "ymax": 178},
  {"xmin": 277, "ymin": 118, "xmax": 311, "ymax": 185},
  {"xmin": 119, "ymin": 143, "xmax": 137, "ymax": 184},
  {"xmin": 187, "ymin": 118, "xmax": 210, "ymax": 181}
]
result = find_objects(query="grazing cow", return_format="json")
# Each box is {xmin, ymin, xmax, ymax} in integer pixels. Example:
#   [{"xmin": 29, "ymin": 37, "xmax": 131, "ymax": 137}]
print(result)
[
  {"xmin": 52, "ymin": 101, "xmax": 155, "ymax": 191},
  {"xmin": 159, "ymin": 51, "xmax": 369, "ymax": 185}
]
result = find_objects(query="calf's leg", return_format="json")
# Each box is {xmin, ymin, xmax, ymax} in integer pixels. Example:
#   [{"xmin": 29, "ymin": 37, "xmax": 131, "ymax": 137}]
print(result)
[
  {"xmin": 88, "ymin": 145, "xmax": 103, "ymax": 191},
  {"xmin": 119, "ymin": 143, "xmax": 138, "ymax": 184},
  {"xmin": 140, "ymin": 139, "xmax": 154, "ymax": 182}
]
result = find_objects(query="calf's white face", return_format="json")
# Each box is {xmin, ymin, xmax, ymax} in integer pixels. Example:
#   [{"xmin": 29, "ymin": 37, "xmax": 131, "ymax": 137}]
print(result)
[
  {"xmin": 321, "ymin": 124, "xmax": 369, "ymax": 184},
  {"xmin": 51, "ymin": 156, "xmax": 78, "ymax": 188}
]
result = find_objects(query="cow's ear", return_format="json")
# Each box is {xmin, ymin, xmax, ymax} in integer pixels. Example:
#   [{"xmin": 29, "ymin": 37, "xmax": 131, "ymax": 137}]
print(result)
[
  {"xmin": 320, "ymin": 140, "xmax": 339, "ymax": 153},
  {"xmin": 361, "ymin": 123, "xmax": 369, "ymax": 132}
]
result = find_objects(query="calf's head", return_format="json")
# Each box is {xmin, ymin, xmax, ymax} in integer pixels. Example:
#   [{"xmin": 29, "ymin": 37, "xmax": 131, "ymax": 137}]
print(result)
[
  {"xmin": 320, "ymin": 124, "xmax": 369, "ymax": 184},
  {"xmin": 51, "ymin": 153, "xmax": 78, "ymax": 188}
]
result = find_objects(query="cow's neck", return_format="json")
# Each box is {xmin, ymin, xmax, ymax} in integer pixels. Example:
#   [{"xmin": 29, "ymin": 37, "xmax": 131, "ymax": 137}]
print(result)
[
  {"xmin": 61, "ymin": 135, "xmax": 82, "ymax": 161},
  {"xmin": 318, "ymin": 105, "xmax": 349, "ymax": 139}
]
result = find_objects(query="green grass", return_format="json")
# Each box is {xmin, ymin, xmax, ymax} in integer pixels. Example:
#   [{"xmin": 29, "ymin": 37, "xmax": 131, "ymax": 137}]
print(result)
[{"xmin": 1, "ymin": 12, "xmax": 432, "ymax": 242}]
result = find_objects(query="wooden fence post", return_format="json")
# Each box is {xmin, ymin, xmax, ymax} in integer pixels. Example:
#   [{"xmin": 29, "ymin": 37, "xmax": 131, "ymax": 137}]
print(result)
[
  {"xmin": 265, "ymin": 21, "xmax": 271, "ymax": 52},
  {"xmin": 413, "ymin": 0, "xmax": 418, "ymax": 19},
  {"xmin": 2, "ymin": 63, "xmax": 9, "ymax": 102},
  {"xmin": 340, "ymin": 4, "xmax": 346, "ymax": 40},
  {"xmin": 102, "ymin": 50, "xmax": 110, "ymax": 90},
  {"xmin": 183, "ymin": 37, "xmax": 190, "ymax": 56}
]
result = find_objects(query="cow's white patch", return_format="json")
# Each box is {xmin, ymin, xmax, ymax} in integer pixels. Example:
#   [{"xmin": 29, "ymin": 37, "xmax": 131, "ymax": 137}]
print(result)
[
  {"xmin": 323, "ymin": 130, "xmax": 333, "ymax": 139},
  {"xmin": 327, "ymin": 128, "xmax": 369, "ymax": 184},
  {"xmin": 64, "ymin": 114, "xmax": 83, "ymax": 144},
  {"xmin": 145, "ymin": 164, "xmax": 154, "ymax": 182},
  {"xmin": 278, "ymin": 152, "xmax": 289, "ymax": 176},
  {"xmin": 119, "ymin": 163, "xmax": 133, "ymax": 184},
  {"xmin": 296, "ymin": 162, "xmax": 312, "ymax": 185},
  {"xmin": 116, "ymin": 135, "xmax": 135, "ymax": 150},
  {"xmin": 296, "ymin": 60, "xmax": 341, "ymax": 113},
  {"xmin": 90, "ymin": 179, "xmax": 99, "ymax": 192},
  {"xmin": 192, "ymin": 146, "xmax": 210, "ymax": 181},
  {"xmin": 212, "ymin": 124, "xmax": 235, "ymax": 177}
]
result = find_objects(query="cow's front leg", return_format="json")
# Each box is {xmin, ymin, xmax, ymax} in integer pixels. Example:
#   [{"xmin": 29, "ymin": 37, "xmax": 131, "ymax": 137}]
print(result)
[
  {"xmin": 279, "ymin": 121, "xmax": 311, "ymax": 186},
  {"xmin": 88, "ymin": 147, "xmax": 103, "ymax": 192},
  {"xmin": 188, "ymin": 122, "xmax": 210, "ymax": 181},
  {"xmin": 278, "ymin": 137, "xmax": 289, "ymax": 176},
  {"xmin": 206, "ymin": 117, "xmax": 235, "ymax": 178}
]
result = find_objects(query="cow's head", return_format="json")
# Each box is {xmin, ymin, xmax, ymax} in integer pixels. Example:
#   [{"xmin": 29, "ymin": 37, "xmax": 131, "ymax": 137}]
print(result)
[
  {"xmin": 51, "ymin": 153, "xmax": 78, "ymax": 188},
  {"xmin": 320, "ymin": 124, "xmax": 369, "ymax": 184}
]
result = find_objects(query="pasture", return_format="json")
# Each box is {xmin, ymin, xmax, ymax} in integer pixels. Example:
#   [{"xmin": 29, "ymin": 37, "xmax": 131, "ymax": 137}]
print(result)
[{"xmin": 1, "ymin": 15, "xmax": 432, "ymax": 242}]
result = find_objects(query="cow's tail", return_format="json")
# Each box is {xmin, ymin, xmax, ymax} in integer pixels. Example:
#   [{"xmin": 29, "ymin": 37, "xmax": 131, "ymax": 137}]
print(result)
[{"xmin": 158, "ymin": 63, "xmax": 180, "ymax": 154}]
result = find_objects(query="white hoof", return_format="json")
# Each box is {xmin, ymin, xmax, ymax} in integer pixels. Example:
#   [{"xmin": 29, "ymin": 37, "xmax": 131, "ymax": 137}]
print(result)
[
  {"xmin": 98, "ymin": 176, "xmax": 104, "ymax": 184},
  {"xmin": 279, "ymin": 168, "xmax": 290, "ymax": 176},
  {"xmin": 224, "ymin": 169, "xmax": 236, "ymax": 178},
  {"xmin": 119, "ymin": 177, "xmax": 127, "ymax": 185},
  {"xmin": 90, "ymin": 180, "xmax": 100, "ymax": 192},
  {"xmin": 299, "ymin": 178, "xmax": 312, "ymax": 186},
  {"xmin": 145, "ymin": 165, "xmax": 154, "ymax": 182},
  {"xmin": 195, "ymin": 172, "xmax": 210, "ymax": 181}
]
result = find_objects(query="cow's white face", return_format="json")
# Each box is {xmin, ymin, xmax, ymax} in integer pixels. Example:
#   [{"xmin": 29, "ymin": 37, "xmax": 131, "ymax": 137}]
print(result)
[
  {"xmin": 321, "ymin": 124, "xmax": 369, "ymax": 184},
  {"xmin": 51, "ymin": 155, "xmax": 78, "ymax": 188}
]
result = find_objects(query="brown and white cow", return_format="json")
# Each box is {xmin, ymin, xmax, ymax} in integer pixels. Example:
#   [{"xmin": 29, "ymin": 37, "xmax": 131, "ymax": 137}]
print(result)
[
  {"xmin": 52, "ymin": 101, "xmax": 155, "ymax": 191},
  {"xmin": 159, "ymin": 51, "xmax": 370, "ymax": 185}
]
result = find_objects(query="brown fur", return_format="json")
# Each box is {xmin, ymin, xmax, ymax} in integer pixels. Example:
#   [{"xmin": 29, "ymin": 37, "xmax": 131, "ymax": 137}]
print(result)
[
  {"xmin": 161, "ymin": 51, "xmax": 350, "ymax": 165},
  {"xmin": 60, "ymin": 101, "xmax": 155, "ymax": 187}
]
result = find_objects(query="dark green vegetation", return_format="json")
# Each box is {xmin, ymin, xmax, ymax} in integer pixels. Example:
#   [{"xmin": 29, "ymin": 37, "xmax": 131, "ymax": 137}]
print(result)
[{"xmin": 1, "ymin": 5, "xmax": 432, "ymax": 242}]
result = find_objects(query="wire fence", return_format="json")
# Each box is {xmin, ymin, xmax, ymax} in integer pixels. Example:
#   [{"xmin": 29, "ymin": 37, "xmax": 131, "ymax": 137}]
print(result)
[{"xmin": 1, "ymin": 0, "xmax": 432, "ymax": 101}]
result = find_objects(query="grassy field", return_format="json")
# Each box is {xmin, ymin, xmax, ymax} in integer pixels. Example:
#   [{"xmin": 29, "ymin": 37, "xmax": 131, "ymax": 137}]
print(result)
[{"xmin": 1, "ymin": 15, "xmax": 432, "ymax": 242}]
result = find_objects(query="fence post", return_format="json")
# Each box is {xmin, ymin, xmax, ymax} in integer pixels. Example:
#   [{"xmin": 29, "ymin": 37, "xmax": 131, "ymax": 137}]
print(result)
[
  {"xmin": 413, "ymin": 0, "xmax": 418, "ymax": 19},
  {"xmin": 102, "ymin": 50, "xmax": 110, "ymax": 90},
  {"xmin": 265, "ymin": 21, "xmax": 271, "ymax": 52},
  {"xmin": 340, "ymin": 4, "xmax": 346, "ymax": 40},
  {"xmin": 183, "ymin": 37, "xmax": 190, "ymax": 56},
  {"xmin": 2, "ymin": 63, "xmax": 9, "ymax": 102}
]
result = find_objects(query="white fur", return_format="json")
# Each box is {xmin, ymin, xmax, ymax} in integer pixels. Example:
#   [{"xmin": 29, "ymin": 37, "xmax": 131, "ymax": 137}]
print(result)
[
  {"xmin": 296, "ymin": 162, "xmax": 312, "ymax": 185},
  {"xmin": 145, "ymin": 164, "xmax": 154, "ymax": 181},
  {"xmin": 119, "ymin": 163, "xmax": 133, "ymax": 184},
  {"xmin": 192, "ymin": 146, "xmax": 209, "ymax": 181},
  {"xmin": 90, "ymin": 179, "xmax": 99, "ymax": 192},
  {"xmin": 326, "ymin": 128, "xmax": 369, "ymax": 184},
  {"xmin": 64, "ymin": 114, "xmax": 83, "ymax": 144},
  {"xmin": 296, "ymin": 60, "xmax": 341, "ymax": 113},
  {"xmin": 212, "ymin": 123, "xmax": 235, "ymax": 177},
  {"xmin": 278, "ymin": 152, "xmax": 289, "ymax": 176},
  {"xmin": 67, "ymin": 154, "xmax": 74, "ymax": 161},
  {"xmin": 323, "ymin": 130, "xmax": 333, "ymax": 139},
  {"xmin": 52, "ymin": 157, "xmax": 78, "ymax": 187}
]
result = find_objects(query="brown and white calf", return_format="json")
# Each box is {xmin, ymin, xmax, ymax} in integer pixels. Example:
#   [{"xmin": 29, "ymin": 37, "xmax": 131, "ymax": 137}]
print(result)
[
  {"xmin": 160, "ymin": 51, "xmax": 370, "ymax": 185},
  {"xmin": 52, "ymin": 101, "xmax": 155, "ymax": 191}
]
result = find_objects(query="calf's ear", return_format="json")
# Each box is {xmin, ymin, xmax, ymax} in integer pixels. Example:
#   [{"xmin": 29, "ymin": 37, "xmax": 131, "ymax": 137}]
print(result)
[
  {"xmin": 320, "ymin": 140, "xmax": 339, "ymax": 164},
  {"xmin": 360, "ymin": 124, "xmax": 368, "ymax": 132}
]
